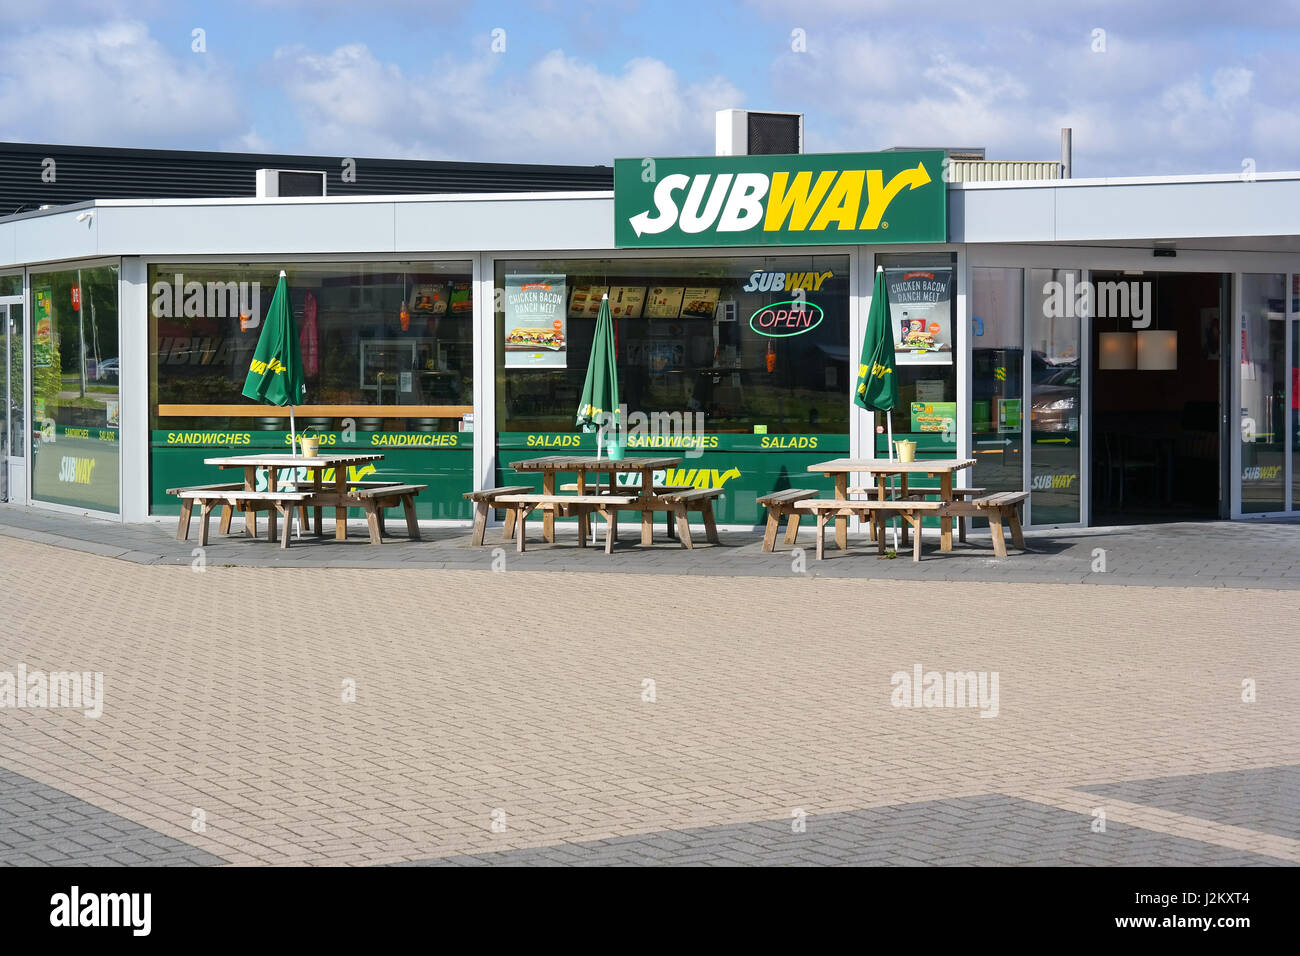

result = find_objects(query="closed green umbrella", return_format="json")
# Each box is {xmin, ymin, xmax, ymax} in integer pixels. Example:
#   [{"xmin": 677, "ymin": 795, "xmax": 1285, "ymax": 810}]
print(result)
[
  {"xmin": 576, "ymin": 293, "xmax": 620, "ymax": 458},
  {"xmin": 854, "ymin": 266, "xmax": 901, "ymax": 548},
  {"xmin": 855, "ymin": 266, "xmax": 899, "ymax": 416},
  {"xmin": 241, "ymin": 270, "xmax": 306, "ymax": 451}
]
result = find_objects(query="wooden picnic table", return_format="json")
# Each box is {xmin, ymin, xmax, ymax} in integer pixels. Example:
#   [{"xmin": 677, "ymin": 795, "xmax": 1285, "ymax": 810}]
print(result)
[
  {"xmin": 806, "ymin": 457, "xmax": 977, "ymax": 552},
  {"xmin": 509, "ymin": 455, "xmax": 683, "ymax": 546},
  {"xmin": 204, "ymin": 453, "xmax": 385, "ymax": 541}
]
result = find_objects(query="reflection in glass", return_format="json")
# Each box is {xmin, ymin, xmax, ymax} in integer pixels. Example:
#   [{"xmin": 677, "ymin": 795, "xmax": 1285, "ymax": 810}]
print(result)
[
  {"xmin": 971, "ymin": 267, "xmax": 1023, "ymax": 495},
  {"xmin": 1239, "ymin": 274, "xmax": 1285, "ymax": 513},
  {"xmin": 493, "ymin": 255, "xmax": 850, "ymax": 436},
  {"xmin": 872, "ymin": 253, "xmax": 958, "ymax": 458},
  {"xmin": 30, "ymin": 265, "xmax": 121, "ymax": 512},
  {"xmin": 1028, "ymin": 268, "xmax": 1082, "ymax": 524}
]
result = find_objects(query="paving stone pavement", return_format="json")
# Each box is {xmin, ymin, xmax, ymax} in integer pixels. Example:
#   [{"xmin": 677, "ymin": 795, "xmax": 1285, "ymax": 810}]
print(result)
[
  {"xmin": 2, "ymin": 503, "xmax": 1298, "ymax": 589},
  {"xmin": 1, "ymin": 524, "xmax": 1298, "ymax": 867},
  {"xmin": 395, "ymin": 794, "xmax": 1286, "ymax": 867},
  {"xmin": 0, "ymin": 767, "xmax": 225, "ymax": 866},
  {"xmin": 1077, "ymin": 765, "xmax": 1300, "ymax": 841}
]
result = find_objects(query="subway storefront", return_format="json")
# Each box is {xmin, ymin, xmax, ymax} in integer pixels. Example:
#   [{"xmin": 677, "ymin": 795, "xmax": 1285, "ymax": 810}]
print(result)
[{"xmin": 3, "ymin": 149, "xmax": 1298, "ymax": 527}]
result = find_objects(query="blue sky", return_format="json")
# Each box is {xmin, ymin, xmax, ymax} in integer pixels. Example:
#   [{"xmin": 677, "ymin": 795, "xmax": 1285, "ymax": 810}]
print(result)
[{"xmin": 2, "ymin": 0, "xmax": 1299, "ymax": 176}]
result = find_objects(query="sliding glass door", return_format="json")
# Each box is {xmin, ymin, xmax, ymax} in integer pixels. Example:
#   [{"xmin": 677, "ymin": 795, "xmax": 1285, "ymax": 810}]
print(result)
[{"xmin": 1238, "ymin": 273, "xmax": 1286, "ymax": 513}]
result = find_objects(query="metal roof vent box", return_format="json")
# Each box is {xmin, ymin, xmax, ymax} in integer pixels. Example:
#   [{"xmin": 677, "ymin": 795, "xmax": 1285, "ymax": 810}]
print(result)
[{"xmin": 255, "ymin": 168, "xmax": 327, "ymax": 198}]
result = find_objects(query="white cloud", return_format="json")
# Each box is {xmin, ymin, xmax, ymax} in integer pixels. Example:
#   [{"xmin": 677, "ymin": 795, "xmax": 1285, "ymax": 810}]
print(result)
[
  {"xmin": 769, "ymin": 18, "xmax": 1299, "ymax": 175},
  {"xmin": 274, "ymin": 41, "xmax": 741, "ymax": 163},
  {"xmin": 0, "ymin": 20, "xmax": 247, "ymax": 148}
]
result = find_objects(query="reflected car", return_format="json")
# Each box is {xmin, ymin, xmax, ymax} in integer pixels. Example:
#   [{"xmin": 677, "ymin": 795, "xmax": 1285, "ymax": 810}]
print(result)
[
  {"xmin": 96, "ymin": 358, "xmax": 119, "ymax": 383},
  {"xmin": 1030, "ymin": 365, "xmax": 1080, "ymax": 433}
]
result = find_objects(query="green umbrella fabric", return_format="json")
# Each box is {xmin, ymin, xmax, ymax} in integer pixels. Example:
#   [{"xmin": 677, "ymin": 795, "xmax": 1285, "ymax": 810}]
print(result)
[
  {"xmin": 576, "ymin": 294, "xmax": 620, "ymax": 437},
  {"xmin": 241, "ymin": 272, "xmax": 305, "ymax": 407},
  {"xmin": 854, "ymin": 267, "xmax": 899, "ymax": 412}
]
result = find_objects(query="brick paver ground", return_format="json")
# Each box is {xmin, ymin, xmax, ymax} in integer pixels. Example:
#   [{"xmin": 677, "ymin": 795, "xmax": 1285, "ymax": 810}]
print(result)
[
  {"xmin": 1077, "ymin": 765, "xmax": 1300, "ymax": 841},
  {"xmin": 1, "ymin": 515, "xmax": 1298, "ymax": 866},
  {"xmin": 0, "ymin": 768, "xmax": 223, "ymax": 867},
  {"xmin": 396, "ymin": 793, "xmax": 1286, "ymax": 867},
  {"xmin": 3, "ymin": 503, "xmax": 1299, "ymax": 589}
]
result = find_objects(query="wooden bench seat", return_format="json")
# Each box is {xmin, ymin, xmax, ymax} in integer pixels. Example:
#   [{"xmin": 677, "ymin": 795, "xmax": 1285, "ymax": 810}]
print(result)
[
  {"xmin": 850, "ymin": 487, "xmax": 988, "ymax": 543},
  {"xmin": 972, "ymin": 491, "xmax": 1027, "ymax": 557},
  {"xmin": 492, "ymin": 493, "xmax": 637, "ymax": 553},
  {"xmin": 757, "ymin": 487, "xmax": 821, "ymax": 553},
  {"xmin": 557, "ymin": 484, "xmax": 722, "ymax": 548},
  {"xmin": 172, "ymin": 487, "xmax": 312, "ymax": 549},
  {"xmin": 463, "ymin": 485, "xmax": 535, "ymax": 546},
  {"xmin": 794, "ymin": 497, "xmax": 945, "ymax": 562},
  {"xmin": 658, "ymin": 488, "xmax": 723, "ymax": 549},
  {"xmin": 558, "ymin": 483, "xmax": 695, "ymax": 541},
  {"xmin": 347, "ymin": 483, "xmax": 427, "ymax": 545}
]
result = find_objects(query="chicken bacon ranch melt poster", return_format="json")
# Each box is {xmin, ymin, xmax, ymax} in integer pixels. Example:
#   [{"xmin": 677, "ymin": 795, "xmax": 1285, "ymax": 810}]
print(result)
[
  {"xmin": 887, "ymin": 267, "xmax": 954, "ymax": 366},
  {"xmin": 505, "ymin": 274, "xmax": 567, "ymax": 368}
]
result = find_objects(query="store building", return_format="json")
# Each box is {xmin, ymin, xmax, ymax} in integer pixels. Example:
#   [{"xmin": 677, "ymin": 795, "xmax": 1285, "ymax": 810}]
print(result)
[{"xmin": 1, "ymin": 144, "xmax": 1298, "ymax": 530}]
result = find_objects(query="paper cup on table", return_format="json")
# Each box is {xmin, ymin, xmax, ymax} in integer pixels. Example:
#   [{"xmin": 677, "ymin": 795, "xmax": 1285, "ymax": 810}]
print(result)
[{"xmin": 894, "ymin": 440, "xmax": 917, "ymax": 463}]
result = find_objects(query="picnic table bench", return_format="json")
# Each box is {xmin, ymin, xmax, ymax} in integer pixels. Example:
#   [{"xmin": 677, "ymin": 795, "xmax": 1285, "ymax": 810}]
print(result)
[
  {"xmin": 464, "ymin": 485, "xmax": 534, "ymax": 546},
  {"xmin": 849, "ymin": 485, "xmax": 988, "ymax": 543},
  {"xmin": 169, "ymin": 484, "xmax": 313, "ymax": 549},
  {"xmin": 757, "ymin": 487, "xmax": 822, "ymax": 552},
  {"xmin": 796, "ymin": 497, "xmax": 946, "ymax": 561},
  {"xmin": 790, "ymin": 488, "xmax": 1029, "ymax": 561},
  {"xmin": 468, "ymin": 458, "xmax": 724, "ymax": 553},
  {"xmin": 347, "ymin": 483, "xmax": 427, "ymax": 545},
  {"xmin": 493, "ymin": 493, "xmax": 637, "ymax": 553},
  {"xmin": 179, "ymin": 453, "xmax": 424, "ymax": 547}
]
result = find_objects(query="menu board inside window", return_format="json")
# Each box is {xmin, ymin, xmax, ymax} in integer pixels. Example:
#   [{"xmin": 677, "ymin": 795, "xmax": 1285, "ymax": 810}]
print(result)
[
  {"xmin": 887, "ymin": 266, "xmax": 954, "ymax": 365},
  {"xmin": 568, "ymin": 285, "xmax": 608, "ymax": 319},
  {"xmin": 680, "ymin": 287, "xmax": 720, "ymax": 320},
  {"xmin": 645, "ymin": 286, "xmax": 685, "ymax": 319},
  {"xmin": 608, "ymin": 286, "xmax": 645, "ymax": 318}
]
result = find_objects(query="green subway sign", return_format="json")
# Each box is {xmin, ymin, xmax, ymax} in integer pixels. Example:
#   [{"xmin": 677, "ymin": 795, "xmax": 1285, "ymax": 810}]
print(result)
[{"xmin": 614, "ymin": 151, "xmax": 946, "ymax": 248}]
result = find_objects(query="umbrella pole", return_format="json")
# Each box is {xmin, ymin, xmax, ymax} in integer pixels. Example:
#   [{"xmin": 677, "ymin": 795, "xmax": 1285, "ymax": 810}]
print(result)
[
  {"xmin": 887, "ymin": 412, "xmax": 900, "ymax": 552},
  {"xmin": 593, "ymin": 424, "xmax": 603, "ymax": 543},
  {"xmin": 289, "ymin": 405, "xmax": 300, "ymax": 538}
]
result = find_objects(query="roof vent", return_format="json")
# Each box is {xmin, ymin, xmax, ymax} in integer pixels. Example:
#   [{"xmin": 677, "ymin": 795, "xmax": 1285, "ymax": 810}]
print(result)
[
  {"xmin": 255, "ymin": 169, "xmax": 327, "ymax": 198},
  {"xmin": 716, "ymin": 110, "xmax": 803, "ymax": 156}
]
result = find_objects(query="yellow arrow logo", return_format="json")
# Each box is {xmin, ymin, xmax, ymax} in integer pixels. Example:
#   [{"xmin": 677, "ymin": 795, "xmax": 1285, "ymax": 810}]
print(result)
[{"xmin": 859, "ymin": 162, "xmax": 932, "ymax": 229}]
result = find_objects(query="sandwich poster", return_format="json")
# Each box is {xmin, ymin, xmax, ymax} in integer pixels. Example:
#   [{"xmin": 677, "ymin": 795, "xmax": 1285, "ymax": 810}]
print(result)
[
  {"xmin": 505, "ymin": 273, "xmax": 567, "ymax": 368},
  {"xmin": 887, "ymin": 267, "xmax": 954, "ymax": 366}
]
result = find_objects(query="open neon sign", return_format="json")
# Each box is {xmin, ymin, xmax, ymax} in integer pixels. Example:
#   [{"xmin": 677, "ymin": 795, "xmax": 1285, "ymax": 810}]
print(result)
[{"xmin": 748, "ymin": 300, "xmax": 825, "ymax": 338}]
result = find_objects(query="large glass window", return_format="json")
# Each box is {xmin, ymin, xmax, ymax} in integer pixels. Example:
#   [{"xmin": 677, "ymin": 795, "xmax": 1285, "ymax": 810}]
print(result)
[
  {"xmin": 2, "ymin": 274, "xmax": 22, "ymax": 503},
  {"xmin": 1239, "ymin": 273, "xmax": 1286, "ymax": 513},
  {"xmin": 1293, "ymin": 276, "xmax": 1299, "ymax": 511},
  {"xmin": 494, "ymin": 255, "xmax": 849, "ymax": 435},
  {"xmin": 872, "ymin": 253, "xmax": 958, "ymax": 458},
  {"xmin": 147, "ymin": 261, "xmax": 475, "ymax": 517},
  {"xmin": 30, "ymin": 264, "xmax": 120, "ymax": 513},
  {"xmin": 1293, "ymin": 316, "xmax": 1299, "ymax": 512},
  {"xmin": 1028, "ymin": 268, "xmax": 1082, "ymax": 524},
  {"xmin": 493, "ymin": 254, "xmax": 850, "ymax": 524},
  {"xmin": 971, "ymin": 267, "xmax": 1024, "ymax": 494}
]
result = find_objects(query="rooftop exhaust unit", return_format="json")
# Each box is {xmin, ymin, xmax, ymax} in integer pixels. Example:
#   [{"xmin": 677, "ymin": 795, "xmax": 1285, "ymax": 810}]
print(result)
[
  {"xmin": 255, "ymin": 168, "xmax": 327, "ymax": 198},
  {"xmin": 715, "ymin": 110, "xmax": 803, "ymax": 156}
]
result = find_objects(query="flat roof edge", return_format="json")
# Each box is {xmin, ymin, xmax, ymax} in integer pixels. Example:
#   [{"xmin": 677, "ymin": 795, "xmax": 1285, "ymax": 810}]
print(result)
[
  {"xmin": 0, "ymin": 191, "xmax": 615, "ymax": 224},
  {"xmin": 953, "ymin": 171, "xmax": 1300, "ymax": 189}
]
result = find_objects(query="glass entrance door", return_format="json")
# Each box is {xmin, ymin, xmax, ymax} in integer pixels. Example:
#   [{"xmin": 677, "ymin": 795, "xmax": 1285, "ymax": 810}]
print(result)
[
  {"xmin": 1, "ymin": 297, "xmax": 24, "ymax": 503},
  {"xmin": 1238, "ymin": 274, "xmax": 1286, "ymax": 513}
]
